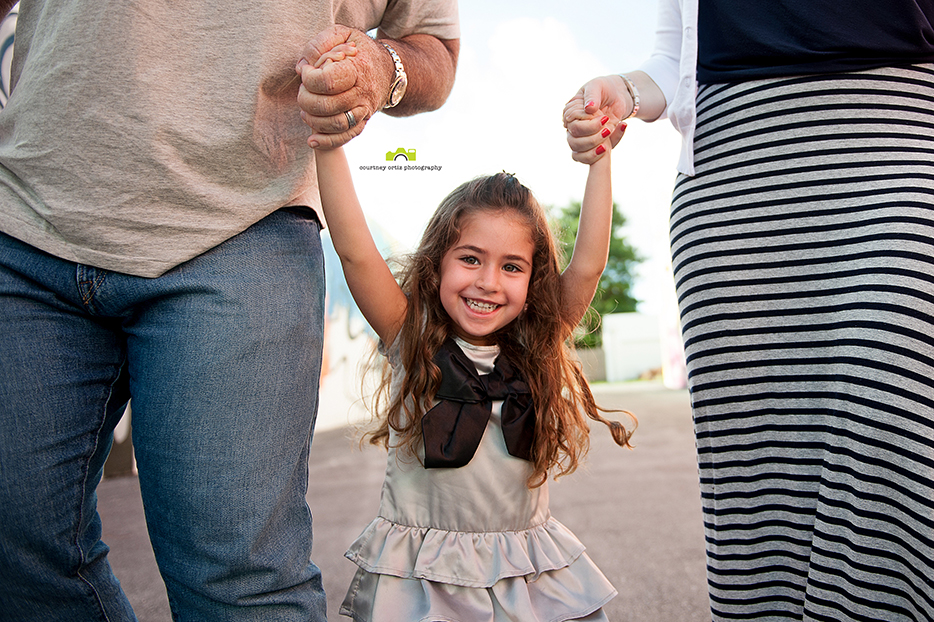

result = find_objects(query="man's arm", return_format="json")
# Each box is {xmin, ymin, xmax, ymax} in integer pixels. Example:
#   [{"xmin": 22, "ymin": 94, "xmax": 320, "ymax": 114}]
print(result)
[{"xmin": 376, "ymin": 32, "xmax": 458, "ymax": 117}]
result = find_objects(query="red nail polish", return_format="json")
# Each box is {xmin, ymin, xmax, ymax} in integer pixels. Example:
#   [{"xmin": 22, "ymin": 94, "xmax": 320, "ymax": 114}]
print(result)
[
  {"xmin": 586, "ymin": 100, "xmax": 595, "ymax": 108},
  {"xmin": 619, "ymin": 122, "xmax": 628, "ymax": 135},
  {"xmin": 595, "ymin": 145, "xmax": 606, "ymax": 155},
  {"xmin": 600, "ymin": 115, "xmax": 609, "ymax": 125},
  {"xmin": 601, "ymin": 128, "xmax": 611, "ymax": 138}
]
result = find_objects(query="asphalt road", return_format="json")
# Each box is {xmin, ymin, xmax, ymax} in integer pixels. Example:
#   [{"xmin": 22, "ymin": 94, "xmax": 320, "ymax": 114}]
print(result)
[{"xmin": 97, "ymin": 382, "xmax": 710, "ymax": 621}]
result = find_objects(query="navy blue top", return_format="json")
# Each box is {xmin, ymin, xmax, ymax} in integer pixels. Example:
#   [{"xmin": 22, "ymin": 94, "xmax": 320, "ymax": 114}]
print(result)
[{"xmin": 697, "ymin": 0, "xmax": 934, "ymax": 83}]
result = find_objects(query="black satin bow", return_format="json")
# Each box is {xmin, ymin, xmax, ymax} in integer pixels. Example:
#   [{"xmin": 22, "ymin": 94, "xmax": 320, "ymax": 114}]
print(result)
[{"xmin": 422, "ymin": 338, "xmax": 536, "ymax": 468}]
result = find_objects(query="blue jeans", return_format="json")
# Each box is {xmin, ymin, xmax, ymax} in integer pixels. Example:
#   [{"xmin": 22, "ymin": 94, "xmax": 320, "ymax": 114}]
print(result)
[{"xmin": 0, "ymin": 208, "xmax": 328, "ymax": 621}]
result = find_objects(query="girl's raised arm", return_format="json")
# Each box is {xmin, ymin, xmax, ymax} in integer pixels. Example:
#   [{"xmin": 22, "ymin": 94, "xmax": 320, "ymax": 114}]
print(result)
[
  {"xmin": 315, "ymin": 147, "xmax": 408, "ymax": 345},
  {"xmin": 559, "ymin": 148, "xmax": 614, "ymax": 328}
]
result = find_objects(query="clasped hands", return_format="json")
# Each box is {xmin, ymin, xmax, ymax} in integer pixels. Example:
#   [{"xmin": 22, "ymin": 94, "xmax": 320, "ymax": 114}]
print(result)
[
  {"xmin": 296, "ymin": 25, "xmax": 392, "ymax": 150},
  {"xmin": 563, "ymin": 75, "xmax": 631, "ymax": 164}
]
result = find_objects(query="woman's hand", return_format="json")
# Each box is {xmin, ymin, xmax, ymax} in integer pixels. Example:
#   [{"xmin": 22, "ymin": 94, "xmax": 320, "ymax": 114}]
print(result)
[
  {"xmin": 564, "ymin": 71, "xmax": 666, "ymax": 164},
  {"xmin": 564, "ymin": 76, "xmax": 629, "ymax": 164}
]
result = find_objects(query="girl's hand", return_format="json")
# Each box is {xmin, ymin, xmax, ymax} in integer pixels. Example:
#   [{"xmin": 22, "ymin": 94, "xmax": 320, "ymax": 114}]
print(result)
[
  {"xmin": 313, "ymin": 42, "xmax": 358, "ymax": 68},
  {"xmin": 563, "ymin": 93, "xmax": 627, "ymax": 165},
  {"xmin": 565, "ymin": 71, "xmax": 667, "ymax": 164}
]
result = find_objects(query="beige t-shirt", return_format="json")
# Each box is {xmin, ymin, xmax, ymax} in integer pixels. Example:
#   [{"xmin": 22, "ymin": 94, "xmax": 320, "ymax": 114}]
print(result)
[{"xmin": 0, "ymin": 0, "xmax": 458, "ymax": 276}]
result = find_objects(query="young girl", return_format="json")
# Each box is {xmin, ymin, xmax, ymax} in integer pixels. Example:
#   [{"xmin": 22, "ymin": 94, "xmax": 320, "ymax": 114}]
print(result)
[{"xmin": 312, "ymin": 45, "xmax": 633, "ymax": 622}]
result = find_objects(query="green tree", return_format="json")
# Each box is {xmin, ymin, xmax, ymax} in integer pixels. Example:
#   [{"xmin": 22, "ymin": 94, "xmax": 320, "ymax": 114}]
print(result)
[{"xmin": 552, "ymin": 200, "xmax": 641, "ymax": 348}]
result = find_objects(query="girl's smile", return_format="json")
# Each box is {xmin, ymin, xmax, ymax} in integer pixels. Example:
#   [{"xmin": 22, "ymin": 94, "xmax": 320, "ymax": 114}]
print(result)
[
  {"xmin": 439, "ymin": 210, "xmax": 534, "ymax": 346},
  {"xmin": 464, "ymin": 298, "xmax": 499, "ymax": 313}
]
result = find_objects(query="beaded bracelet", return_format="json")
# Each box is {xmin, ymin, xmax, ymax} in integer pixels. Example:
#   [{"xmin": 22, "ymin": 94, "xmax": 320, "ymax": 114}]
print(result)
[{"xmin": 619, "ymin": 74, "xmax": 641, "ymax": 120}]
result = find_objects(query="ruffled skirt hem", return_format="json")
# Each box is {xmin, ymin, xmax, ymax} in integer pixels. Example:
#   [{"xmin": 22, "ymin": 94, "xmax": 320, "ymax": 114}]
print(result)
[
  {"xmin": 339, "ymin": 550, "xmax": 616, "ymax": 622},
  {"xmin": 345, "ymin": 515, "xmax": 590, "ymax": 588}
]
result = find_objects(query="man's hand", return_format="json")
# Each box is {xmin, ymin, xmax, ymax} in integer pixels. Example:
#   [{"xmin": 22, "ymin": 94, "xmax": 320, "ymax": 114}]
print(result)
[
  {"xmin": 296, "ymin": 25, "xmax": 392, "ymax": 149},
  {"xmin": 296, "ymin": 24, "xmax": 459, "ymax": 150}
]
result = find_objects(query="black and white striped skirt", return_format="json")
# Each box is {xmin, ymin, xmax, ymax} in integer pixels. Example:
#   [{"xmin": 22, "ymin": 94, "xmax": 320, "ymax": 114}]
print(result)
[{"xmin": 671, "ymin": 64, "xmax": 934, "ymax": 621}]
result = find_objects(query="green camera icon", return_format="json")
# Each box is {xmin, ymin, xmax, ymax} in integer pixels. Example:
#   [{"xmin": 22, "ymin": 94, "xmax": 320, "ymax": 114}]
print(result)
[{"xmin": 386, "ymin": 148, "xmax": 416, "ymax": 162}]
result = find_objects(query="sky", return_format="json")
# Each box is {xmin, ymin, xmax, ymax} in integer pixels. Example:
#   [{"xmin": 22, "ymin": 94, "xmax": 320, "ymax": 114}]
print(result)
[{"xmin": 340, "ymin": 0, "xmax": 683, "ymax": 317}]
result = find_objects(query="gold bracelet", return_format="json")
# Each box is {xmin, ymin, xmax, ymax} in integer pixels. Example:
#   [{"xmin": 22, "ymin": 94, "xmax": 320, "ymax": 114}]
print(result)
[{"xmin": 619, "ymin": 74, "xmax": 641, "ymax": 120}]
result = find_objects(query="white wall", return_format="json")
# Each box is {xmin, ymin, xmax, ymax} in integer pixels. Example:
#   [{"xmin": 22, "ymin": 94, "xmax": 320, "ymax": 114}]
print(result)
[{"xmin": 602, "ymin": 312, "xmax": 686, "ymax": 389}]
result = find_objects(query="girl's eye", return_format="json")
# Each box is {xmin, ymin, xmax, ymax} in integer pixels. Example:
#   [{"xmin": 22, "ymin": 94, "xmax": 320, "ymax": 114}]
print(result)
[
  {"xmin": 503, "ymin": 264, "xmax": 521, "ymax": 273},
  {"xmin": 461, "ymin": 255, "xmax": 479, "ymax": 265}
]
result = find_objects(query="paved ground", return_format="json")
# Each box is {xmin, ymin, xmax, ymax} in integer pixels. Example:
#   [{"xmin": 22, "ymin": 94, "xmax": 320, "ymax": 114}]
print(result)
[{"xmin": 97, "ymin": 382, "xmax": 710, "ymax": 621}]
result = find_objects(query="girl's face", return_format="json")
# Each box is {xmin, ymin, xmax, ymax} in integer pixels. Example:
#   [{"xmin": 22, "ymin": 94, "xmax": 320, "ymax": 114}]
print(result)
[{"xmin": 438, "ymin": 210, "xmax": 535, "ymax": 346}]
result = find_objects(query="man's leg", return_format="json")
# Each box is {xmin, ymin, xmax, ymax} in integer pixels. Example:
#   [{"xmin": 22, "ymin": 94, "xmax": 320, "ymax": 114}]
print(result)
[
  {"xmin": 0, "ymin": 232, "xmax": 137, "ymax": 621},
  {"xmin": 125, "ymin": 208, "xmax": 328, "ymax": 620}
]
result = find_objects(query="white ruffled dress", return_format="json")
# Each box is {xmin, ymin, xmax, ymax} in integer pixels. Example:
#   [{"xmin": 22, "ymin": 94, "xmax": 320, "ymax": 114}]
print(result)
[{"xmin": 339, "ymin": 338, "xmax": 617, "ymax": 622}]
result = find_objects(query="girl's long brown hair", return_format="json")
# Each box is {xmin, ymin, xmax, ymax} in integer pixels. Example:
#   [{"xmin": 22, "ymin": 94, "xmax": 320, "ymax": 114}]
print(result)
[{"xmin": 363, "ymin": 172, "xmax": 635, "ymax": 487}]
